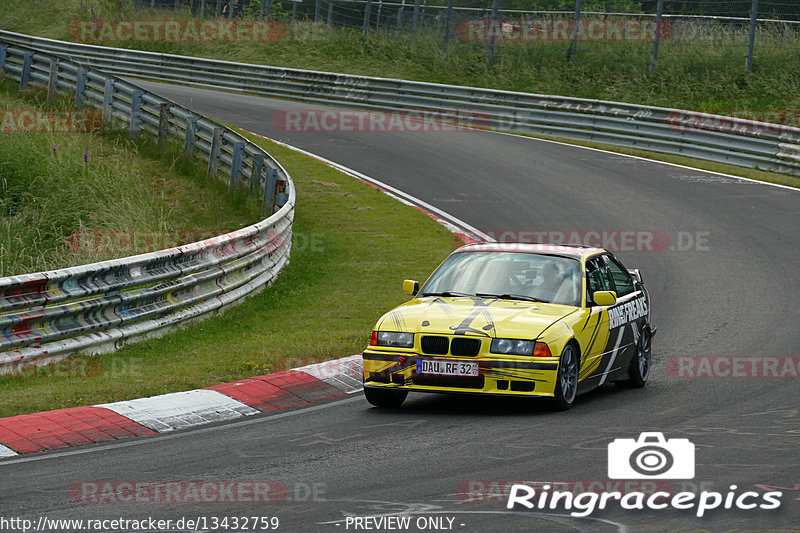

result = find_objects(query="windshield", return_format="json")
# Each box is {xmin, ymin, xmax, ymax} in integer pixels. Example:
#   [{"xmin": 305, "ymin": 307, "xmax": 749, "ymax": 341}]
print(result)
[{"xmin": 420, "ymin": 251, "xmax": 582, "ymax": 307}]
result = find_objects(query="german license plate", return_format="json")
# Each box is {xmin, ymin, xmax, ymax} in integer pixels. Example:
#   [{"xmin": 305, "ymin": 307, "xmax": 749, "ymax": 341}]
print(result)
[{"xmin": 416, "ymin": 358, "xmax": 479, "ymax": 377}]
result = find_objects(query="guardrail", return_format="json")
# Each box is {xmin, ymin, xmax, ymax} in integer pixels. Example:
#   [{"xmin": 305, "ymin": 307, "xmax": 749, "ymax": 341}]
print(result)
[
  {"xmin": 1, "ymin": 29, "xmax": 799, "ymax": 177},
  {"xmin": 0, "ymin": 40, "xmax": 295, "ymax": 373}
]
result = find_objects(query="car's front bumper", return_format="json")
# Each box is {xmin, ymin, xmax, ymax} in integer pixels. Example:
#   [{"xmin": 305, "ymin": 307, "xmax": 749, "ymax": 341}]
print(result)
[{"xmin": 362, "ymin": 350, "xmax": 560, "ymax": 397}]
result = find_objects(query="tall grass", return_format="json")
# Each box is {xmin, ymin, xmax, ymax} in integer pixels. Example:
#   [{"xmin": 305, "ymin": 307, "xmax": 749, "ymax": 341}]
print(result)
[
  {"xmin": 0, "ymin": 79, "xmax": 259, "ymax": 276},
  {"xmin": 1, "ymin": 1, "xmax": 799, "ymax": 113}
]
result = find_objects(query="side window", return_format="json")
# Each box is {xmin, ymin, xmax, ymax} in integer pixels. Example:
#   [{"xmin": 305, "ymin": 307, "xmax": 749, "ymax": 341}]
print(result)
[
  {"xmin": 603, "ymin": 255, "xmax": 635, "ymax": 297},
  {"xmin": 585, "ymin": 257, "xmax": 613, "ymax": 304}
]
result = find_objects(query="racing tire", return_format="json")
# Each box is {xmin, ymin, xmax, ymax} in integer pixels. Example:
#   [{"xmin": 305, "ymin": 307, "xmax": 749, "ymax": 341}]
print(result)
[
  {"xmin": 551, "ymin": 343, "xmax": 579, "ymax": 411},
  {"xmin": 618, "ymin": 327, "xmax": 651, "ymax": 389},
  {"xmin": 364, "ymin": 387, "xmax": 408, "ymax": 408}
]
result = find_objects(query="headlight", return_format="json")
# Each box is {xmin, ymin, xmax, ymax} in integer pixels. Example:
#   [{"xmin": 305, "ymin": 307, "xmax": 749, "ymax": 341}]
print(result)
[
  {"xmin": 490, "ymin": 338, "xmax": 535, "ymax": 355},
  {"xmin": 374, "ymin": 331, "xmax": 415, "ymax": 348}
]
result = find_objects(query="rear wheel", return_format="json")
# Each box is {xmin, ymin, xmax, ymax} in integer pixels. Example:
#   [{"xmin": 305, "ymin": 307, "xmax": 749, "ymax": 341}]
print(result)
[
  {"xmin": 618, "ymin": 327, "xmax": 651, "ymax": 388},
  {"xmin": 364, "ymin": 387, "xmax": 408, "ymax": 408},
  {"xmin": 552, "ymin": 343, "xmax": 579, "ymax": 411}
]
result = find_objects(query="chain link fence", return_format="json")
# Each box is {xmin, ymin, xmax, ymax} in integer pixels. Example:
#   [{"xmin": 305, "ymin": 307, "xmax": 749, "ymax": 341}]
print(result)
[{"xmin": 134, "ymin": 0, "xmax": 800, "ymax": 74}]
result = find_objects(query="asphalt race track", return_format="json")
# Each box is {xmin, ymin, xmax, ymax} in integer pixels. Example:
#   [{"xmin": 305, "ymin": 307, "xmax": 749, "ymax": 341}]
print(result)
[{"xmin": 1, "ymin": 81, "xmax": 798, "ymax": 533}]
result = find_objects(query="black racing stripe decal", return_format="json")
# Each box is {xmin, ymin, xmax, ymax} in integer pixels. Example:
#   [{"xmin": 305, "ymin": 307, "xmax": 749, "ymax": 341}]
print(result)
[
  {"xmin": 480, "ymin": 307, "xmax": 497, "ymax": 335},
  {"xmin": 449, "ymin": 297, "xmax": 497, "ymax": 336},
  {"xmin": 584, "ymin": 309, "xmax": 603, "ymax": 354},
  {"xmin": 580, "ymin": 309, "xmax": 595, "ymax": 332},
  {"xmin": 433, "ymin": 298, "xmax": 457, "ymax": 319}
]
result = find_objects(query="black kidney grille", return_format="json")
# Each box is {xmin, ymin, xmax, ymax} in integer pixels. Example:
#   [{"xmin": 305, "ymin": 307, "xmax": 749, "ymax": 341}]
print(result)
[
  {"xmin": 450, "ymin": 337, "xmax": 482, "ymax": 357},
  {"xmin": 421, "ymin": 335, "xmax": 449, "ymax": 355}
]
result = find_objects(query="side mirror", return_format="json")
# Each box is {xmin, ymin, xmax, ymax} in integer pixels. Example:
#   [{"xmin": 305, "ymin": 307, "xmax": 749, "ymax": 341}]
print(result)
[
  {"xmin": 402, "ymin": 279, "xmax": 420, "ymax": 296},
  {"xmin": 593, "ymin": 290, "xmax": 617, "ymax": 306},
  {"xmin": 628, "ymin": 268, "xmax": 642, "ymax": 284}
]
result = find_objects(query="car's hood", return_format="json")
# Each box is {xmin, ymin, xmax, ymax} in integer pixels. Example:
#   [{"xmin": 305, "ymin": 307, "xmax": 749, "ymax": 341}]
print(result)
[{"xmin": 377, "ymin": 296, "xmax": 578, "ymax": 338}]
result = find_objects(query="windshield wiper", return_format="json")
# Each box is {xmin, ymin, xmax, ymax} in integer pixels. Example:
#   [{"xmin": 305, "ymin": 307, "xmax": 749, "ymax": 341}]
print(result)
[
  {"xmin": 475, "ymin": 292, "xmax": 550, "ymax": 303},
  {"xmin": 420, "ymin": 291, "xmax": 473, "ymax": 298}
]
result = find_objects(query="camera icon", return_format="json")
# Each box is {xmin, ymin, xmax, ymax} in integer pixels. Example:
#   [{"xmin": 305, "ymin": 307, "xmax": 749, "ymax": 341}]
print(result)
[{"xmin": 608, "ymin": 432, "xmax": 695, "ymax": 479}]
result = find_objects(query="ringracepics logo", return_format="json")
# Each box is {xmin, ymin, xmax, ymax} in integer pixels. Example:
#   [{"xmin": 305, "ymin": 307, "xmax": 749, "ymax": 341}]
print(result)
[
  {"xmin": 506, "ymin": 432, "xmax": 783, "ymax": 517},
  {"xmin": 608, "ymin": 432, "xmax": 694, "ymax": 479}
]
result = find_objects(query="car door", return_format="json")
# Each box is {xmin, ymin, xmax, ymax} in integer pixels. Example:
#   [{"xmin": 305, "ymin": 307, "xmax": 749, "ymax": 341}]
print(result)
[
  {"xmin": 574, "ymin": 256, "xmax": 615, "ymax": 387},
  {"xmin": 600, "ymin": 254, "xmax": 648, "ymax": 381}
]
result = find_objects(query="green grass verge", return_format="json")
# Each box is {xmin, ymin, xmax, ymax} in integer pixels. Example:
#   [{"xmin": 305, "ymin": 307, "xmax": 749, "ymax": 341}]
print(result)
[
  {"xmin": 0, "ymin": 78, "xmax": 260, "ymax": 276},
  {"xmin": 0, "ymin": 130, "xmax": 458, "ymax": 418}
]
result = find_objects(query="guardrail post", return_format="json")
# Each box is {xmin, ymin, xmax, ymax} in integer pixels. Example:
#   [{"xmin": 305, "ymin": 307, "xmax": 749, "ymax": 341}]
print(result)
[
  {"xmin": 276, "ymin": 181, "xmax": 288, "ymax": 208},
  {"xmin": 158, "ymin": 103, "xmax": 172, "ymax": 145},
  {"xmin": 184, "ymin": 116, "xmax": 198, "ymax": 153},
  {"xmin": 151, "ymin": 0, "xmax": 156, "ymax": 7},
  {"xmin": 135, "ymin": 0, "xmax": 142, "ymax": 9},
  {"xmin": 229, "ymin": 141, "xmax": 244, "ymax": 189},
  {"xmin": 411, "ymin": 0, "xmax": 420, "ymax": 41},
  {"xmin": 292, "ymin": 0, "xmax": 298, "ymax": 24},
  {"xmin": 746, "ymin": 0, "xmax": 759, "ymax": 73},
  {"xmin": 252, "ymin": 154, "xmax": 264, "ymax": 193},
  {"xmin": 228, "ymin": 0, "xmax": 234, "ymax": 18},
  {"xmin": 129, "ymin": 90, "xmax": 143, "ymax": 139},
  {"xmin": 327, "ymin": 3, "xmax": 334, "ymax": 27},
  {"xmin": 568, "ymin": 0, "xmax": 582, "ymax": 68},
  {"xmin": 262, "ymin": 167, "xmax": 278, "ymax": 215},
  {"xmin": 208, "ymin": 128, "xmax": 223, "ymax": 177},
  {"xmin": 75, "ymin": 67, "xmax": 87, "ymax": 109},
  {"xmin": 102, "ymin": 79, "xmax": 115, "ymax": 124},
  {"xmin": 47, "ymin": 58, "xmax": 59, "ymax": 102},
  {"xmin": 650, "ymin": 0, "xmax": 665, "ymax": 73},
  {"xmin": 200, "ymin": 0, "xmax": 206, "ymax": 17},
  {"xmin": 174, "ymin": 0, "xmax": 181, "ymax": 10},
  {"xmin": 266, "ymin": 0, "xmax": 273, "ymax": 20},
  {"xmin": 0, "ymin": 46, "xmax": 6, "ymax": 71},
  {"xmin": 19, "ymin": 51, "xmax": 33, "ymax": 90},
  {"xmin": 216, "ymin": 0, "xmax": 223, "ymax": 17},
  {"xmin": 314, "ymin": 0, "xmax": 321, "ymax": 23}
]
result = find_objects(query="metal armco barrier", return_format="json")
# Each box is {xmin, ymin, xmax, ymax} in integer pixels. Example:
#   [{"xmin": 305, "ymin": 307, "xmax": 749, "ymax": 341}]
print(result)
[
  {"xmin": 2, "ymin": 30, "xmax": 799, "ymax": 176},
  {"xmin": 0, "ymin": 40, "xmax": 295, "ymax": 373}
]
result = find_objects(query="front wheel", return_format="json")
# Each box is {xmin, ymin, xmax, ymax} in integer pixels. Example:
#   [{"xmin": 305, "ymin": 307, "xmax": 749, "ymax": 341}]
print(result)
[
  {"xmin": 552, "ymin": 343, "xmax": 579, "ymax": 411},
  {"xmin": 364, "ymin": 387, "xmax": 408, "ymax": 408}
]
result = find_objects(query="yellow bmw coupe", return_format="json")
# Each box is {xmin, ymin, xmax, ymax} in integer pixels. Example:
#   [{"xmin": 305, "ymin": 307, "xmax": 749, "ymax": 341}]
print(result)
[{"xmin": 362, "ymin": 243, "xmax": 655, "ymax": 410}]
